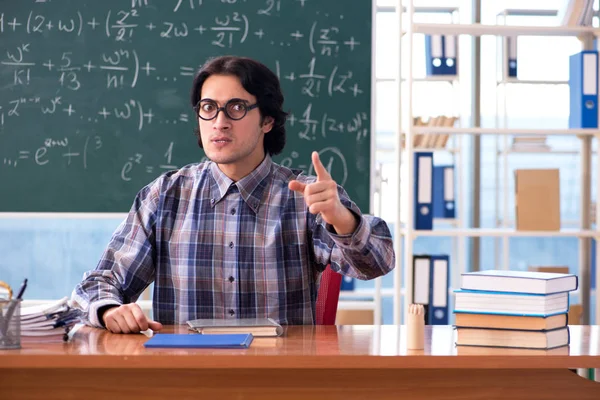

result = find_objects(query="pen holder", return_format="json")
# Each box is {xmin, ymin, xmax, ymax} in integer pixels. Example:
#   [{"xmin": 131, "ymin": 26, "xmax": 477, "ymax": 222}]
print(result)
[
  {"xmin": 0, "ymin": 299, "xmax": 21, "ymax": 350},
  {"xmin": 406, "ymin": 304, "xmax": 425, "ymax": 350}
]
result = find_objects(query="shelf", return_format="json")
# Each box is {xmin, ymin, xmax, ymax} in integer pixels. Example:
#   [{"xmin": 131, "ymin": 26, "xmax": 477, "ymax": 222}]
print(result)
[
  {"xmin": 377, "ymin": 6, "xmax": 459, "ymax": 14},
  {"xmin": 377, "ymin": 76, "xmax": 458, "ymax": 83},
  {"xmin": 410, "ymin": 127, "xmax": 600, "ymax": 136},
  {"xmin": 497, "ymin": 148, "xmax": 580, "ymax": 155},
  {"xmin": 496, "ymin": 9, "xmax": 558, "ymax": 18},
  {"xmin": 497, "ymin": 78, "xmax": 569, "ymax": 85},
  {"xmin": 411, "ymin": 23, "xmax": 597, "ymax": 37},
  {"xmin": 404, "ymin": 228, "xmax": 599, "ymax": 238},
  {"xmin": 339, "ymin": 288, "xmax": 395, "ymax": 299},
  {"xmin": 337, "ymin": 300, "xmax": 376, "ymax": 310}
]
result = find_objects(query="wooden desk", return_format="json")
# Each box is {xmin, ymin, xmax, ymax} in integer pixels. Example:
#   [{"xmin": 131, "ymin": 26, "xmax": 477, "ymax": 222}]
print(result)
[{"xmin": 2, "ymin": 325, "xmax": 599, "ymax": 400}]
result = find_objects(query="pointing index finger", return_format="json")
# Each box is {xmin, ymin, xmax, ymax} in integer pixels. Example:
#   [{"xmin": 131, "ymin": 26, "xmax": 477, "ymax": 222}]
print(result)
[{"xmin": 312, "ymin": 151, "xmax": 331, "ymax": 181}]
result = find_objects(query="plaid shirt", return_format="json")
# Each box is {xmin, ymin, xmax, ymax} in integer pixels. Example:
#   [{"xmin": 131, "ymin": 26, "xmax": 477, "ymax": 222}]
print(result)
[{"xmin": 71, "ymin": 155, "xmax": 395, "ymax": 326}]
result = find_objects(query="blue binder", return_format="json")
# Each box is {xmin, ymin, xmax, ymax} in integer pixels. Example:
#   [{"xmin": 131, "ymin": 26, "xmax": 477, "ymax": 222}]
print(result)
[
  {"xmin": 507, "ymin": 36, "xmax": 517, "ymax": 78},
  {"xmin": 433, "ymin": 165, "xmax": 455, "ymax": 219},
  {"xmin": 340, "ymin": 276, "xmax": 355, "ymax": 291},
  {"xmin": 592, "ymin": 238, "xmax": 597, "ymax": 290},
  {"xmin": 428, "ymin": 255, "xmax": 450, "ymax": 325},
  {"xmin": 414, "ymin": 152, "xmax": 433, "ymax": 230},
  {"xmin": 425, "ymin": 35, "xmax": 457, "ymax": 76},
  {"xmin": 569, "ymin": 51, "xmax": 599, "ymax": 128},
  {"xmin": 412, "ymin": 255, "xmax": 432, "ymax": 324},
  {"xmin": 143, "ymin": 333, "xmax": 253, "ymax": 349}
]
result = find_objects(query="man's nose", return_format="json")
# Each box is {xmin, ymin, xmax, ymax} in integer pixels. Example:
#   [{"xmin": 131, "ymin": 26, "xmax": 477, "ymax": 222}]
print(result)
[{"xmin": 213, "ymin": 109, "xmax": 231, "ymax": 129}]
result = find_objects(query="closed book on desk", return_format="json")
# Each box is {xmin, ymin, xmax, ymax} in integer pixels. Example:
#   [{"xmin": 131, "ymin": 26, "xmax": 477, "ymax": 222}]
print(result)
[
  {"xmin": 186, "ymin": 318, "xmax": 284, "ymax": 337},
  {"xmin": 454, "ymin": 312, "xmax": 568, "ymax": 331},
  {"xmin": 143, "ymin": 333, "xmax": 253, "ymax": 349},
  {"xmin": 456, "ymin": 326, "xmax": 570, "ymax": 350},
  {"xmin": 461, "ymin": 269, "xmax": 578, "ymax": 294},
  {"xmin": 454, "ymin": 290, "xmax": 569, "ymax": 317}
]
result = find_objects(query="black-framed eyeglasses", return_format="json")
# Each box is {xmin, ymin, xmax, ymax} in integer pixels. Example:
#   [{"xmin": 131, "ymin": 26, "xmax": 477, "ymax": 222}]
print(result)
[{"xmin": 194, "ymin": 98, "xmax": 259, "ymax": 121}]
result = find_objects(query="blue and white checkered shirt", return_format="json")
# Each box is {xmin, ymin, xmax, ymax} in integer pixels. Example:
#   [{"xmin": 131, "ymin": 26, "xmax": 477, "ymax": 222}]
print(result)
[{"xmin": 71, "ymin": 155, "xmax": 395, "ymax": 326}]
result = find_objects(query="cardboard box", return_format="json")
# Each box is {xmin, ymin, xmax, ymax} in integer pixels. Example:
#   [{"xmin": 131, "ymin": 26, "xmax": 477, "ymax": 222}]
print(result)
[
  {"xmin": 515, "ymin": 169, "xmax": 560, "ymax": 231},
  {"xmin": 335, "ymin": 309, "xmax": 374, "ymax": 325}
]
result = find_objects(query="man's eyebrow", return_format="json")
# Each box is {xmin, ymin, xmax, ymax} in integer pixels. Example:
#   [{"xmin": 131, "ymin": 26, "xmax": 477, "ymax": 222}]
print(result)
[{"xmin": 199, "ymin": 97, "xmax": 250, "ymax": 103}]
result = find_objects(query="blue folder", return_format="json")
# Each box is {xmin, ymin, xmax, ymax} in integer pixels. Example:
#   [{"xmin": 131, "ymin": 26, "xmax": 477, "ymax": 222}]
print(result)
[
  {"xmin": 143, "ymin": 333, "xmax": 253, "ymax": 349},
  {"xmin": 569, "ymin": 50, "xmax": 598, "ymax": 128}
]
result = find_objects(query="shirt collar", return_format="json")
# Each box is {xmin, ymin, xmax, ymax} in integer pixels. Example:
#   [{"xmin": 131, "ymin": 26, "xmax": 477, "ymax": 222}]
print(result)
[{"xmin": 209, "ymin": 155, "xmax": 272, "ymax": 213}]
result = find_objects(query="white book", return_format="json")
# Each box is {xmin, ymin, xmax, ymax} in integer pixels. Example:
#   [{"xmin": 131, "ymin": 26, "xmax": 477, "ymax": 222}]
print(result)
[
  {"xmin": 460, "ymin": 270, "xmax": 577, "ymax": 294},
  {"xmin": 454, "ymin": 290, "xmax": 569, "ymax": 317}
]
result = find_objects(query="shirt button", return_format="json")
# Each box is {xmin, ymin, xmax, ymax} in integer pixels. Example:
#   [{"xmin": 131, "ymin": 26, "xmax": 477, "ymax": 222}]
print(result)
[
  {"xmin": 230, "ymin": 208, "xmax": 236, "ymax": 215},
  {"xmin": 210, "ymin": 199, "xmax": 215, "ymax": 204},
  {"xmin": 228, "ymin": 276, "xmax": 235, "ymax": 283},
  {"xmin": 229, "ymin": 309, "xmax": 235, "ymax": 316},
  {"xmin": 229, "ymin": 241, "xmax": 234, "ymax": 248}
]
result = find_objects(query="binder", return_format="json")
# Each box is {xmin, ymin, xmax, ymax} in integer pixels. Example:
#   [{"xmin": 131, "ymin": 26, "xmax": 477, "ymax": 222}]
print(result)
[
  {"xmin": 340, "ymin": 276, "xmax": 355, "ymax": 291},
  {"xmin": 507, "ymin": 36, "xmax": 517, "ymax": 78},
  {"xmin": 444, "ymin": 35, "xmax": 457, "ymax": 75},
  {"xmin": 414, "ymin": 152, "xmax": 433, "ymax": 230},
  {"xmin": 592, "ymin": 238, "xmax": 597, "ymax": 290},
  {"xmin": 412, "ymin": 255, "xmax": 431, "ymax": 324},
  {"xmin": 569, "ymin": 50, "xmax": 599, "ymax": 128},
  {"xmin": 425, "ymin": 35, "xmax": 457, "ymax": 76},
  {"xmin": 428, "ymin": 255, "xmax": 449, "ymax": 325},
  {"xmin": 433, "ymin": 165, "xmax": 455, "ymax": 219}
]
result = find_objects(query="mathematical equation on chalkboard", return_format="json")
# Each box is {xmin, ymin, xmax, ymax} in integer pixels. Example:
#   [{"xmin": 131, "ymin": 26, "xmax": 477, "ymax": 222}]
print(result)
[{"xmin": 0, "ymin": 0, "xmax": 368, "ymax": 189}]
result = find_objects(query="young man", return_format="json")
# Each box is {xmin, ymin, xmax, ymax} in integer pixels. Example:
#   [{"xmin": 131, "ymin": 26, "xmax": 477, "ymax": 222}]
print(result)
[{"xmin": 71, "ymin": 56, "xmax": 395, "ymax": 334}]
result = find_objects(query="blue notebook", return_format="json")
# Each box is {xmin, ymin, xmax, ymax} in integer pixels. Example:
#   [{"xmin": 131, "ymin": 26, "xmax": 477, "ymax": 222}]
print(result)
[{"xmin": 143, "ymin": 333, "xmax": 253, "ymax": 349}]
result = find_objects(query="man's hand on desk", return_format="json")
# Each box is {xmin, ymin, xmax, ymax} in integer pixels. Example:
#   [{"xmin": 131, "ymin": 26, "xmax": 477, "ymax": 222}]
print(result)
[{"xmin": 101, "ymin": 303, "xmax": 163, "ymax": 334}]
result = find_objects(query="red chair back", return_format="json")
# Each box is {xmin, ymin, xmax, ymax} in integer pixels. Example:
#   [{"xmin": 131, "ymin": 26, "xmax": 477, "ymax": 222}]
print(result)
[{"xmin": 315, "ymin": 265, "xmax": 342, "ymax": 325}]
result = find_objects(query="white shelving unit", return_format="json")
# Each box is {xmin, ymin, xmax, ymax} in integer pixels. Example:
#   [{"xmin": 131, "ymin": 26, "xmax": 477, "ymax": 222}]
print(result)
[{"xmin": 396, "ymin": 0, "xmax": 600, "ymax": 327}]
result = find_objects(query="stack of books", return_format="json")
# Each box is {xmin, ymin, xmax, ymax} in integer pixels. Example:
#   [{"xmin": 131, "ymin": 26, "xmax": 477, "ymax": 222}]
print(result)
[
  {"xmin": 453, "ymin": 270, "xmax": 578, "ymax": 350},
  {"xmin": 21, "ymin": 297, "xmax": 83, "ymax": 340}
]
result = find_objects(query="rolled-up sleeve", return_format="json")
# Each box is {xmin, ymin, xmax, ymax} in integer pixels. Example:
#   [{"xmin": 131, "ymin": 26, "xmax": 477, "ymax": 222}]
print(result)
[
  {"xmin": 70, "ymin": 183, "xmax": 159, "ymax": 327},
  {"xmin": 312, "ymin": 184, "xmax": 395, "ymax": 280}
]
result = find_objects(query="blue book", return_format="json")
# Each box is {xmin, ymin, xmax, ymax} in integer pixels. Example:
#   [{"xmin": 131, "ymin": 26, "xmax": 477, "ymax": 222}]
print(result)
[{"xmin": 143, "ymin": 333, "xmax": 253, "ymax": 349}]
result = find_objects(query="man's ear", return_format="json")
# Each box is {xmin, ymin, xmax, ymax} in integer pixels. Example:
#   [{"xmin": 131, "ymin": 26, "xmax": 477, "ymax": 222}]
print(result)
[{"xmin": 262, "ymin": 116, "xmax": 274, "ymax": 133}]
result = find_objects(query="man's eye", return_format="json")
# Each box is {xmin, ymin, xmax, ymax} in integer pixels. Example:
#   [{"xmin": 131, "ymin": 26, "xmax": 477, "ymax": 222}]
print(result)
[
  {"xmin": 201, "ymin": 103, "xmax": 215, "ymax": 111},
  {"xmin": 229, "ymin": 102, "xmax": 244, "ymax": 111}
]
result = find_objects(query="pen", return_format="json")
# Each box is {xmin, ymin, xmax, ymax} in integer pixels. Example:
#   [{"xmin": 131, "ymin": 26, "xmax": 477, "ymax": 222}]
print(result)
[
  {"xmin": 0, "ymin": 278, "xmax": 28, "ymax": 336},
  {"xmin": 15, "ymin": 279, "xmax": 28, "ymax": 301}
]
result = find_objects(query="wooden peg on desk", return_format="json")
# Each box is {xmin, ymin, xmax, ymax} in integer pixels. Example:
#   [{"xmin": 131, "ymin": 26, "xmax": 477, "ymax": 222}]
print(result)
[{"xmin": 407, "ymin": 303, "xmax": 425, "ymax": 350}]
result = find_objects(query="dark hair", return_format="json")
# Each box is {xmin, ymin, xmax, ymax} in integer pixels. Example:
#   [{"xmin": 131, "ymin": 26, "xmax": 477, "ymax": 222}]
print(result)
[{"xmin": 190, "ymin": 56, "xmax": 288, "ymax": 156}]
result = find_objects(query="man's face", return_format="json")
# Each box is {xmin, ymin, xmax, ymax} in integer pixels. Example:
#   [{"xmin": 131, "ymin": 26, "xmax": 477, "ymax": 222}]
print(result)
[{"xmin": 197, "ymin": 74, "xmax": 273, "ymax": 169}]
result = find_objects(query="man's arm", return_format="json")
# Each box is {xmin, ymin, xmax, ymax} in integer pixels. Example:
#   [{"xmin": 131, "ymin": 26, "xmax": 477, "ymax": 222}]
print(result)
[
  {"xmin": 289, "ymin": 152, "xmax": 395, "ymax": 279},
  {"xmin": 70, "ymin": 184, "xmax": 159, "ymax": 328}
]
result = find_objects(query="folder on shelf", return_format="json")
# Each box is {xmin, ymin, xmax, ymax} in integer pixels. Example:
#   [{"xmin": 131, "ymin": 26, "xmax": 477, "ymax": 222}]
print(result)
[
  {"xmin": 592, "ymin": 238, "xmax": 597, "ymax": 290},
  {"xmin": 507, "ymin": 36, "xmax": 517, "ymax": 78},
  {"xmin": 425, "ymin": 35, "xmax": 457, "ymax": 76},
  {"xmin": 433, "ymin": 165, "xmax": 455, "ymax": 219},
  {"xmin": 429, "ymin": 255, "xmax": 450, "ymax": 325},
  {"xmin": 340, "ymin": 276, "xmax": 355, "ymax": 291},
  {"xmin": 412, "ymin": 255, "xmax": 432, "ymax": 324},
  {"xmin": 414, "ymin": 152, "xmax": 433, "ymax": 230},
  {"xmin": 569, "ymin": 50, "xmax": 598, "ymax": 128}
]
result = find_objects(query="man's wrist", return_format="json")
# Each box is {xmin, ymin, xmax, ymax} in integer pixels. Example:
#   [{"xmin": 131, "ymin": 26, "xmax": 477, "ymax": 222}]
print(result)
[{"xmin": 97, "ymin": 304, "xmax": 119, "ymax": 327}]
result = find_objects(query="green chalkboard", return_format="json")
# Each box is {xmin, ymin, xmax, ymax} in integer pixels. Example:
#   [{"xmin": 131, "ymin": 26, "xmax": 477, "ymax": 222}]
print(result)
[{"xmin": 0, "ymin": 0, "xmax": 372, "ymax": 212}]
